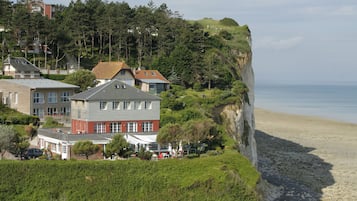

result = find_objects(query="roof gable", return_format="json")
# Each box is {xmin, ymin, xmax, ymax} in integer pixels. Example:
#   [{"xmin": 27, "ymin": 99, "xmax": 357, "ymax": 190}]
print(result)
[
  {"xmin": 4, "ymin": 57, "xmax": 40, "ymax": 72},
  {"xmin": 135, "ymin": 70, "xmax": 169, "ymax": 83},
  {"xmin": 92, "ymin": 61, "xmax": 133, "ymax": 79},
  {"xmin": 70, "ymin": 79, "xmax": 161, "ymax": 101}
]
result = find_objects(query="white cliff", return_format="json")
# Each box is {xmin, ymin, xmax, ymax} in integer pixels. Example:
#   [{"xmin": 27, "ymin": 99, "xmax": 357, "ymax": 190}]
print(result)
[{"xmin": 219, "ymin": 44, "xmax": 257, "ymax": 167}]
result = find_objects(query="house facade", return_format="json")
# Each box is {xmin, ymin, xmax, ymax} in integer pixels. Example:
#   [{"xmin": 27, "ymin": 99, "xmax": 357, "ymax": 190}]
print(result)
[
  {"xmin": 92, "ymin": 61, "xmax": 135, "ymax": 86},
  {"xmin": 2, "ymin": 56, "xmax": 41, "ymax": 79},
  {"xmin": 70, "ymin": 79, "xmax": 161, "ymax": 135},
  {"xmin": 135, "ymin": 69, "xmax": 170, "ymax": 95},
  {"xmin": 0, "ymin": 79, "xmax": 79, "ymax": 121}
]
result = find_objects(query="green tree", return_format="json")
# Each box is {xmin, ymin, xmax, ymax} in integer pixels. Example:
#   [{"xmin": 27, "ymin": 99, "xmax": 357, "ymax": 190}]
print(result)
[
  {"xmin": 63, "ymin": 69, "xmax": 97, "ymax": 92},
  {"xmin": 231, "ymin": 80, "xmax": 249, "ymax": 105},
  {"xmin": 182, "ymin": 119, "xmax": 216, "ymax": 145},
  {"xmin": 73, "ymin": 140, "xmax": 99, "ymax": 159},
  {"xmin": 168, "ymin": 44, "xmax": 193, "ymax": 87},
  {"xmin": 104, "ymin": 134, "xmax": 130, "ymax": 158},
  {"xmin": 157, "ymin": 123, "xmax": 183, "ymax": 154},
  {"xmin": 0, "ymin": 125, "xmax": 15, "ymax": 159}
]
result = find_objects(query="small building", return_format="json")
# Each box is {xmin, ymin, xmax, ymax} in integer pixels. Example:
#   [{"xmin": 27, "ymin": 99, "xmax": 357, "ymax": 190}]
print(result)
[
  {"xmin": 70, "ymin": 79, "xmax": 161, "ymax": 135},
  {"xmin": 2, "ymin": 56, "xmax": 41, "ymax": 79},
  {"xmin": 37, "ymin": 128, "xmax": 164, "ymax": 160},
  {"xmin": 135, "ymin": 69, "xmax": 170, "ymax": 95},
  {"xmin": 92, "ymin": 61, "xmax": 135, "ymax": 86},
  {"xmin": 0, "ymin": 79, "xmax": 79, "ymax": 122}
]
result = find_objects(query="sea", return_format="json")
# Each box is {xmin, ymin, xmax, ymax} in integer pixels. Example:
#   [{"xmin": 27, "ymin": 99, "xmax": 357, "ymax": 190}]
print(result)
[{"xmin": 254, "ymin": 82, "xmax": 357, "ymax": 124}]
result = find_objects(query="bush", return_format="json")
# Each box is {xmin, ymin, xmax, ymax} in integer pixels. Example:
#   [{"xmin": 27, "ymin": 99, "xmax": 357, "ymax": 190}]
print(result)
[
  {"xmin": 137, "ymin": 148, "xmax": 153, "ymax": 160},
  {"xmin": 42, "ymin": 117, "xmax": 63, "ymax": 128},
  {"xmin": 219, "ymin": 18, "xmax": 239, "ymax": 26},
  {"xmin": 41, "ymin": 74, "xmax": 67, "ymax": 80}
]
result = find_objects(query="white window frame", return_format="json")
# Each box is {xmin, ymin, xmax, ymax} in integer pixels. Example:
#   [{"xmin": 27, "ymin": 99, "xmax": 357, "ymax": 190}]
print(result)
[
  {"xmin": 48, "ymin": 92, "xmax": 57, "ymax": 103},
  {"xmin": 95, "ymin": 122, "xmax": 106, "ymax": 133},
  {"xmin": 110, "ymin": 122, "xmax": 122, "ymax": 133},
  {"xmin": 127, "ymin": 122, "xmax": 138, "ymax": 133},
  {"xmin": 61, "ymin": 91, "xmax": 70, "ymax": 102},
  {"xmin": 142, "ymin": 122, "xmax": 153, "ymax": 132},
  {"xmin": 33, "ymin": 92, "xmax": 44, "ymax": 104},
  {"xmin": 47, "ymin": 107, "xmax": 58, "ymax": 115}
]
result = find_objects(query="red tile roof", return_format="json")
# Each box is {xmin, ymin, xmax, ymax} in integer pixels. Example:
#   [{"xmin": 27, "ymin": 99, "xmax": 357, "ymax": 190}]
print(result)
[
  {"xmin": 135, "ymin": 70, "xmax": 169, "ymax": 82},
  {"xmin": 92, "ymin": 61, "xmax": 131, "ymax": 79}
]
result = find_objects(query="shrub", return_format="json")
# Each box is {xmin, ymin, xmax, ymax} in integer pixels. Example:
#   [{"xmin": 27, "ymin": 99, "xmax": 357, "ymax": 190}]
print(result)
[
  {"xmin": 42, "ymin": 117, "xmax": 63, "ymax": 128},
  {"xmin": 219, "ymin": 18, "xmax": 239, "ymax": 26}
]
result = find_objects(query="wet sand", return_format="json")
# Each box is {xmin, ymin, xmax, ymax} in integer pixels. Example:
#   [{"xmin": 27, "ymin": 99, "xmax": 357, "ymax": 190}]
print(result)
[{"xmin": 255, "ymin": 108, "xmax": 357, "ymax": 201}]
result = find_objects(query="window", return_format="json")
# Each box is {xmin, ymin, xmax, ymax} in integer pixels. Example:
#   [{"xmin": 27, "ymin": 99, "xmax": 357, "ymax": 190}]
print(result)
[
  {"xmin": 48, "ymin": 92, "xmax": 57, "ymax": 103},
  {"xmin": 33, "ymin": 108, "xmax": 44, "ymax": 118},
  {"xmin": 134, "ymin": 101, "xmax": 141, "ymax": 110},
  {"xmin": 94, "ymin": 122, "xmax": 106, "ymax": 133},
  {"xmin": 47, "ymin": 107, "xmax": 58, "ymax": 115},
  {"xmin": 123, "ymin": 101, "xmax": 131, "ymax": 110},
  {"xmin": 62, "ymin": 145, "xmax": 67, "ymax": 154},
  {"xmin": 112, "ymin": 101, "xmax": 120, "ymax": 110},
  {"xmin": 120, "ymin": 70, "xmax": 125, "ymax": 75},
  {"xmin": 33, "ymin": 92, "xmax": 44, "ymax": 104},
  {"xmin": 127, "ymin": 122, "xmax": 138, "ymax": 132},
  {"xmin": 60, "ymin": 107, "xmax": 70, "ymax": 116},
  {"xmin": 144, "ymin": 101, "xmax": 152, "ymax": 110},
  {"xmin": 110, "ymin": 122, "xmax": 122, "ymax": 133},
  {"xmin": 142, "ymin": 122, "xmax": 153, "ymax": 132},
  {"xmin": 61, "ymin": 91, "xmax": 70, "ymax": 102},
  {"xmin": 100, "ymin": 101, "xmax": 107, "ymax": 110}
]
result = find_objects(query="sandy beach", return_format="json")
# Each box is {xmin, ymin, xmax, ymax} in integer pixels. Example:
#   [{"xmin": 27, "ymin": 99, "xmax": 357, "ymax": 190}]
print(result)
[{"xmin": 255, "ymin": 108, "xmax": 357, "ymax": 201}]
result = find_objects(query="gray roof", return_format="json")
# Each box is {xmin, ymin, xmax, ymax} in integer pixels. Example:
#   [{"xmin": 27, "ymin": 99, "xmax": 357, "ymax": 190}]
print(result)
[
  {"xmin": 5, "ymin": 57, "xmax": 40, "ymax": 72},
  {"xmin": 71, "ymin": 79, "xmax": 161, "ymax": 101},
  {"xmin": 2, "ymin": 79, "xmax": 79, "ymax": 89},
  {"xmin": 139, "ymin": 79, "xmax": 170, "ymax": 84}
]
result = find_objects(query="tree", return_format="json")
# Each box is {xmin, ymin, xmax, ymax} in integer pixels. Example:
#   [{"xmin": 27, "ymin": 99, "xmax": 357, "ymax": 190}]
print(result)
[
  {"xmin": 73, "ymin": 140, "xmax": 99, "ymax": 159},
  {"xmin": 104, "ymin": 134, "xmax": 129, "ymax": 158},
  {"xmin": 182, "ymin": 119, "xmax": 216, "ymax": 145},
  {"xmin": 180, "ymin": 119, "xmax": 218, "ymax": 156},
  {"xmin": 0, "ymin": 125, "xmax": 15, "ymax": 159},
  {"xmin": 63, "ymin": 69, "xmax": 97, "ymax": 92},
  {"xmin": 157, "ymin": 123, "xmax": 183, "ymax": 155},
  {"xmin": 231, "ymin": 80, "xmax": 250, "ymax": 105}
]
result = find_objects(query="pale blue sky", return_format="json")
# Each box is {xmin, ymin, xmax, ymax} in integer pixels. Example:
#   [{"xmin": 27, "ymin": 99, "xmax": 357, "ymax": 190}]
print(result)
[{"xmin": 48, "ymin": 0, "xmax": 357, "ymax": 84}]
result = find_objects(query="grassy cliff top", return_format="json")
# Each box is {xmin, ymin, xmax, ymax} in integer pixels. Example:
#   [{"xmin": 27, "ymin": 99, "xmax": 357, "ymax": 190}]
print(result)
[{"xmin": 193, "ymin": 18, "xmax": 251, "ymax": 53}]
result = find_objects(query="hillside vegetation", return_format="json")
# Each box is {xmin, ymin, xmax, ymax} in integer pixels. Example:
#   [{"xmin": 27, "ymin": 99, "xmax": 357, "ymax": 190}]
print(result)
[{"xmin": 0, "ymin": 149, "xmax": 259, "ymax": 201}]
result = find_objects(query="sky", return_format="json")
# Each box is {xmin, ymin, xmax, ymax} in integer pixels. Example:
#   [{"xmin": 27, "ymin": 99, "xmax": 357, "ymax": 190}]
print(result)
[{"xmin": 48, "ymin": 0, "xmax": 357, "ymax": 85}]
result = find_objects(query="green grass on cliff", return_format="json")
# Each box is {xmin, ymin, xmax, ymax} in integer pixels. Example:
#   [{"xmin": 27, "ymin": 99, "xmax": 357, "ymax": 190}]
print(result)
[
  {"xmin": 193, "ymin": 18, "xmax": 251, "ymax": 53},
  {"xmin": 0, "ymin": 149, "xmax": 259, "ymax": 201}
]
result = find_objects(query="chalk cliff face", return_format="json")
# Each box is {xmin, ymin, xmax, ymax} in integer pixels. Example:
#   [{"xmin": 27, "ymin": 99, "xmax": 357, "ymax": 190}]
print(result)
[{"xmin": 219, "ymin": 43, "xmax": 257, "ymax": 167}]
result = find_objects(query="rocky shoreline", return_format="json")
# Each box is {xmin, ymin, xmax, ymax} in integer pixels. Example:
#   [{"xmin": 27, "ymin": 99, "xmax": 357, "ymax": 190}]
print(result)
[{"xmin": 255, "ymin": 108, "xmax": 357, "ymax": 201}]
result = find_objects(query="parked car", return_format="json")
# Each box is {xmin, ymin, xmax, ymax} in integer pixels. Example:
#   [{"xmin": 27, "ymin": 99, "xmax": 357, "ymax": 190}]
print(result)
[{"xmin": 24, "ymin": 148, "xmax": 43, "ymax": 159}]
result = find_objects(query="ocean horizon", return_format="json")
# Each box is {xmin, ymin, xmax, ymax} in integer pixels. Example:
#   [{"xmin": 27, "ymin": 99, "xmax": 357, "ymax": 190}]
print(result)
[{"xmin": 254, "ymin": 82, "xmax": 357, "ymax": 124}]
